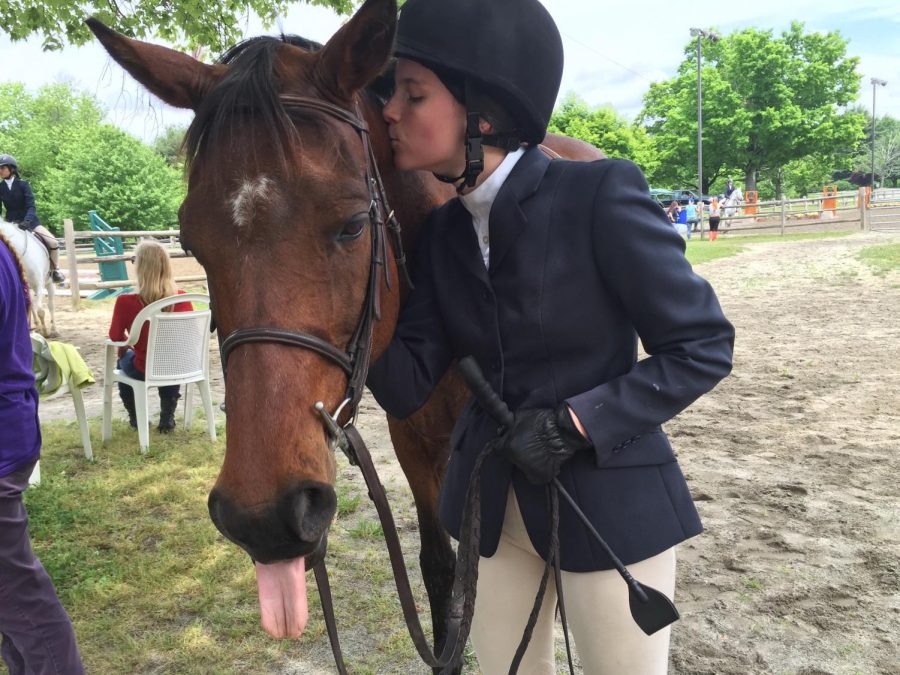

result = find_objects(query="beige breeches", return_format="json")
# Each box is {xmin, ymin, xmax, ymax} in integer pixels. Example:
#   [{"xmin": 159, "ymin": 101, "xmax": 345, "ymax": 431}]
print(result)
[{"xmin": 469, "ymin": 490, "xmax": 676, "ymax": 675}]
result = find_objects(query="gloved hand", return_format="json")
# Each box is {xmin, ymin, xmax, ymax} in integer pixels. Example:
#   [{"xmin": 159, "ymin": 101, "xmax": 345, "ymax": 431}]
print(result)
[
  {"xmin": 490, "ymin": 404, "xmax": 593, "ymax": 484},
  {"xmin": 17, "ymin": 221, "xmax": 29, "ymax": 230}
]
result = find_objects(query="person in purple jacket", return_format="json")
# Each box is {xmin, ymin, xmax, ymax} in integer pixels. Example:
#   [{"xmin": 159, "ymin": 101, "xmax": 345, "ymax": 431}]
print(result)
[{"xmin": 0, "ymin": 232, "xmax": 84, "ymax": 674}]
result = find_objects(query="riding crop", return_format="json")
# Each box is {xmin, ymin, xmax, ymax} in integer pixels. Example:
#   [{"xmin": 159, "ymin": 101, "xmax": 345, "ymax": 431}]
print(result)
[{"xmin": 457, "ymin": 356, "xmax": 680, "ymax": 637}]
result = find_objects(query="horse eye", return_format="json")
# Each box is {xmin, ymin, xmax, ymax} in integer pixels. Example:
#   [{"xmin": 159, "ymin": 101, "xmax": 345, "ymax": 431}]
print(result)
[{"xmin": 338, "ymin": 215, "xmax": 368, "ymax": 242}]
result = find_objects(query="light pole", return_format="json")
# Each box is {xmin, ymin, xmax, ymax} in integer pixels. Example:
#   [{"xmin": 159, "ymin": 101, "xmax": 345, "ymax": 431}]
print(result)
[
  {"xmin": 870, "ymin": 78, "xmax": 887, "ymax": 190},
  {"xmin": 690, "ymin": 28, "xmax": 719, "ymax": 239}
]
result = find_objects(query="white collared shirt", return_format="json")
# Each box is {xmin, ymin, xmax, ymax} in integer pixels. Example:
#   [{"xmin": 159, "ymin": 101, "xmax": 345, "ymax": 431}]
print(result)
[
  {"xmin": 4, "ymin": 178, "xmax": 13, "ymax": 190},
  {"xmin": 459, "ymin": 147, "xmax": 526, "ymax": 268}
]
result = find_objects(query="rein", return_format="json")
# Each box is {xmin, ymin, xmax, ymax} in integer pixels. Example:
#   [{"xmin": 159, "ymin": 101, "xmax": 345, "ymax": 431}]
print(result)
[{"xmin": 212, "ymin": 94, "xmax": 481, "ymax": 673}]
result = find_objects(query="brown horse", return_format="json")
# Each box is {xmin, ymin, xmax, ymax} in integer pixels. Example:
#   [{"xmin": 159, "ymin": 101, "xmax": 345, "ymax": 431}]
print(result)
[{"xmin": 88, "ymin": 0, "xmax": 602, "ymax": 659}]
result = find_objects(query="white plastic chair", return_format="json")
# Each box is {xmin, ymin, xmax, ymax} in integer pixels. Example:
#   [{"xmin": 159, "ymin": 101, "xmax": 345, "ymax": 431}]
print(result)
[
  {"xmin": 29, "ymin": 334, "xmax": 94, "ymax": 486},
  {"xmin": 102, "ymin": 293, "xmax": 217, "ymax": 453}
]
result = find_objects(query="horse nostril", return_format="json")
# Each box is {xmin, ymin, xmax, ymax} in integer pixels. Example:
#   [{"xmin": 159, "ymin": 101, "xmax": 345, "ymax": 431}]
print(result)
[{"xmin": 285, "ymin": 482, "xmax": 337, "ymax": 542}]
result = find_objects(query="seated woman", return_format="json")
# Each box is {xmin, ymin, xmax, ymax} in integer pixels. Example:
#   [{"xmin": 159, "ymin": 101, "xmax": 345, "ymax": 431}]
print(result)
[
  {"xmin": 108, "ymin": 239, "xmax": 193, "ymax": 432},
  {"xmin": 0, "ymin": 155, "xmax": 65, "ymax": 283}
]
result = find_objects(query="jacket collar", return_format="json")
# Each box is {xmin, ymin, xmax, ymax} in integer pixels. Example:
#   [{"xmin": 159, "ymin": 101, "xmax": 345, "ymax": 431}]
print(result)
[{"xmin": 445, "ymin": 147, "xmax": 552, "ymax": 280}]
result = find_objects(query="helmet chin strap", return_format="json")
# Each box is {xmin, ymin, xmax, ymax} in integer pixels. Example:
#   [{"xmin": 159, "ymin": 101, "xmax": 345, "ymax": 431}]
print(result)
[{"xmin": 433, "ymin": 81, "xmax": 484, "ymax": 193}]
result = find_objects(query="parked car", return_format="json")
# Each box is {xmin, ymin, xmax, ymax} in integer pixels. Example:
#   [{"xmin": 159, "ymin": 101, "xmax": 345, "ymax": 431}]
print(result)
[{"xmin": 649, "ymin": 188, "xmax": 712, "ymax": 206}]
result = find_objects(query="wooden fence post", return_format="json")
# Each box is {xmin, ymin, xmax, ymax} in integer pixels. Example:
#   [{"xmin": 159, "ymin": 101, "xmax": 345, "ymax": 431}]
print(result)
[
  {"xmin": 63, "ymin": 219, "xmax": 80, "ymax": 310},
  {"xmin": 858, "ymin": 188, "xmax": 867, "ymax": 231},
  {"xmin": 780, "ymin": 198, "xmax": 786, "ymax": 236}
]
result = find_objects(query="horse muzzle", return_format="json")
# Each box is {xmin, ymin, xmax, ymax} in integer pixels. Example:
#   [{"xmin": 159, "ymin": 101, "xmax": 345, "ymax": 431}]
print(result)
[{"xmin": 208, "ymin": 479, "xmax": 337, "ymax": 564}]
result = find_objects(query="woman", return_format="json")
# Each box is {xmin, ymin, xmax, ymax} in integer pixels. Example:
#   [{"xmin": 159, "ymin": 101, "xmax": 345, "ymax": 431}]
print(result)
[
  {"xmin": 709, "ymin": 196, "xmax": 722, "ymax": 241},
  {"xmin": 0, "ymin": 232, "xmax": 84, "ymax": 674},
  {"xmin": 108, "ymin": 239, "xmax": 193, "ymax": 432},
  {"xmin": 0, "ymin": 155, "xmax": 65, "ymax": 284},
  {"xmin": 685, "ymin": 198, "xmax": 698, "ymax": 237},
  {"xmin": 665, "ymin": 198, "xmax": 681, "ymax": 224},
  {"xmin": 366, "ymin": 0, "xmax": 735, "ymax": 672}
]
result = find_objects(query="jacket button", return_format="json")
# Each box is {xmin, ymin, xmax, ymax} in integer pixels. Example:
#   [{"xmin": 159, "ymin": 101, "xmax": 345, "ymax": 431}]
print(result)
[
  {"xmin": 481, "ymin": 289, "xmax": 491, "ymax": 301},
  {"xmin": 491, "ymin": 360, "xmax": 501, "ymax": 372}
]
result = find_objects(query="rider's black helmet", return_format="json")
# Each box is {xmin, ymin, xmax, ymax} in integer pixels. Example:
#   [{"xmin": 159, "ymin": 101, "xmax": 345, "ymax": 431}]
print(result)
[
  {"xmin": 0, "ymin": 154, "xmax": 18, "ymax": 172},
  {"xmin": 395, "ymin": 0, "xmax": 564, "ymax": 147}
]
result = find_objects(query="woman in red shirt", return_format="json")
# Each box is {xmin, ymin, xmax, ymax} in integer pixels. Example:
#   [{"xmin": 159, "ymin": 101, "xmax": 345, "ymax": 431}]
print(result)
[{"xmin": 108, "ymin": 239, "xmax": 193, "ymax": 432}]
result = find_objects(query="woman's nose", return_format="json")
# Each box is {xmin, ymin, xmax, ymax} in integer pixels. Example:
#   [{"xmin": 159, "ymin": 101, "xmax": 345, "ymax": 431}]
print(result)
[{"xmin": 383, "ymin": 93, "xmax": 400, "ymax": 125}]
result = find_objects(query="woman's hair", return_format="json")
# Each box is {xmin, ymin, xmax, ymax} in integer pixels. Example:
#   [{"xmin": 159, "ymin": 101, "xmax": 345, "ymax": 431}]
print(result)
[{"xmin": 134, "ymin": 239, "xmax": 177, "ymax": 308}]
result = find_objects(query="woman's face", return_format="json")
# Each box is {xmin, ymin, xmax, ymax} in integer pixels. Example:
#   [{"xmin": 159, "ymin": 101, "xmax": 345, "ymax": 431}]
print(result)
[
  {"xmin": 383, "ymin": 59, "xmax": 467, "ymax": 175},
  {"xmin": 0, "ymin": 166, "xmax": 12, "ymax": 179}
]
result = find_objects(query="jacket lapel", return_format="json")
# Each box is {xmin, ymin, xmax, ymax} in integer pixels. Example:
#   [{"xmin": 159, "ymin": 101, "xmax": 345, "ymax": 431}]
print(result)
[{"xmin": 488, "ymin": 148, "xmax": 551, "ymax": 276}]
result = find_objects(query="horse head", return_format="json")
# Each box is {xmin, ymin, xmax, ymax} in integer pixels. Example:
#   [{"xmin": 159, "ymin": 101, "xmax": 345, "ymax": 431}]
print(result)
[{"xmin": 88, "ymin": 0, "xmax": 403, "ymax": 573}]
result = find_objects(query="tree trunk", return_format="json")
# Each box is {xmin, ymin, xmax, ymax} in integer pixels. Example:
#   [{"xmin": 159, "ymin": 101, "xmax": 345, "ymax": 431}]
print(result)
[
  {"xmin": 773, "ymin": 168, "xmax": 784, "ymax": 200},
  {"xmin": 745, "ymin": 169, "xmax": 758, "ymax": 193}
]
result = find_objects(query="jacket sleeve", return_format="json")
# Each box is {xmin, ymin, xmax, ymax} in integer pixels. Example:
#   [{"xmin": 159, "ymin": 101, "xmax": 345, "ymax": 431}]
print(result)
[
  {"xmin": 366, "ymin": 220, "xmax": 454, "ymax": 419},
  {"xmin": 21, "ymin": 181, "xmax": 38, "ymax": 226},
  {"xmin": 565, "ymin": 160, "xmax": 734, "ymax": 464}
]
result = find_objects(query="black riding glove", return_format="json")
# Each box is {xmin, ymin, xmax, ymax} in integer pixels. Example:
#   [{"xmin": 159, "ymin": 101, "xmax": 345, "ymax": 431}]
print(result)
[{"xmin": 490, "ymin": 404, "xmax": 593, "ymax": 484}]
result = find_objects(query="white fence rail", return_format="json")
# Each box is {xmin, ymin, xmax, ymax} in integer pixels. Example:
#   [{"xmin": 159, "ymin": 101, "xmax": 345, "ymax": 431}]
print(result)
[{"xmin": 699, "ymin": 188, "xmax": 869, "ymax": 237}]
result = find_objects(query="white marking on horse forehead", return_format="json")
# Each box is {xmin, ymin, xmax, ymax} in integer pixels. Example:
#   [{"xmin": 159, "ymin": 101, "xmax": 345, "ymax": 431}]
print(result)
[{"xmin": 231, "ymin": 175, "xmax": 277, "ymax": 228}]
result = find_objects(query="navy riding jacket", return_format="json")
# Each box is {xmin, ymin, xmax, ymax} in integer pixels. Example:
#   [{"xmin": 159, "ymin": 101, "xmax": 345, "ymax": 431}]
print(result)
[
  {"xmin": 367, "ymin": 148, "xmax": 735, "ymax": 571},
  {"xmin": 0, "ymin": 177, "xmax": 41, "ymax": 229}
]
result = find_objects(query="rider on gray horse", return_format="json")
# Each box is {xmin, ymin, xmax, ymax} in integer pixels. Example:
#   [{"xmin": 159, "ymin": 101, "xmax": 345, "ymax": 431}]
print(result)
[{"xmin": 0, "ymin": 155, "xmax": 65, "ymax": 283}]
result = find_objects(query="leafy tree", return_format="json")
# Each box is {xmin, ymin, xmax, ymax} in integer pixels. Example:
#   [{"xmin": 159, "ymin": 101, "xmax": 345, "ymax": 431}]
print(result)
[
  {"xmin": 40, "ymin": 124, "xmax": 185, "ymax": 231},
  {"xmin": 153, "ymin": 125, "xmax": 189, "ymax": 167},
  {"xmin": 0, "ymin": 83, "xmax": 104, "ymax": 187},
  {"xmin": 640, "ymin": 22, "xmax": 866, "ymax": 197},
  {"xmin": 549, "ymin": 93, "xmax": 659, "ymax": 177},
  {"xmin": 0, "ymin": 0, "xmax": 353, "ymax": 52},
  {"xmin": 853, "ymin": 115, "xmax": 900, "ymax": 188},
  {"xmin": 0, "ymin": 82, "xmax": 183, "ymax": 232}
]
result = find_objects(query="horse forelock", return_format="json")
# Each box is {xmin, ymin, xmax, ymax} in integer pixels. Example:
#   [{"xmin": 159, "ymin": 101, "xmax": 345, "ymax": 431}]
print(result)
[{"xmin": 184, "ymin": 36, "xmax": 317, "ymax": 173}]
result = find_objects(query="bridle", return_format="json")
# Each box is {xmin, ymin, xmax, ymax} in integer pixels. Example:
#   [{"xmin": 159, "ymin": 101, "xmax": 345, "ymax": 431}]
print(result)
[
  {"xmin": 207, "ymin": 94, "xmax": 481, "ymax": 674},
  {"xmin": 215, "ymin": 94, "xmax": 410, "ymax": 462}
]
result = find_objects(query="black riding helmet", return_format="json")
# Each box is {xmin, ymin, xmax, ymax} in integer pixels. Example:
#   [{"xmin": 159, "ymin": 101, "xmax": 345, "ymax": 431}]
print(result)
[
  {"xmin": 0, "ymin": 154, "xmax": 18, "ymax": 175},
  {"xmin": 394, "ymin": 0, "xmax": 564, "ymax": 188}
]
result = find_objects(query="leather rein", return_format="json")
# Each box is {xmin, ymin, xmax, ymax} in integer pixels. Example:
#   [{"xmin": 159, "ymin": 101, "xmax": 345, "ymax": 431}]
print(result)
[{"xmin": 213, "ymin": 94, "xmax": 481, "ymax": 674}]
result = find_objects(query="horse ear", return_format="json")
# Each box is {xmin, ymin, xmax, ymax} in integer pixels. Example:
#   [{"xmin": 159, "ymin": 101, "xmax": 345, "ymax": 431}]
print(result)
[
  {"xmin": 86, "ymin": 17, "xmax": 224, "ymax": 110},
  {"xmin": 314, "ymin": 0, "xmax": 397, "ymax": 101}
]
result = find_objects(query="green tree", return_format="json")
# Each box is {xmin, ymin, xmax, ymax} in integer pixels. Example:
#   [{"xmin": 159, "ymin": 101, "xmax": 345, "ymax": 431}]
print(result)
[
  {"xmin": 0, "ymin": 83, "xmax": 104, "ymax": 187},
  {"xmin": 153, "ymin": 125, "xmax": 189, "ymax": 167},
  {"xmin": 0, "ymin": 0, "xmax": 353, "ymax": 52},
  {"xmin": 549, "ymin": 93, "xmax": 659, "ymax": 177},
  {"xmin": 639, "ymin": 22, "xmax": 865, "ymax": 196},
  {"xmin": 41, "ymin": 124, "xmax": 185, "ymax": 231},
  {"xmin": 853, "ymin": 115, "xmax": 900, "ymax": 188}
]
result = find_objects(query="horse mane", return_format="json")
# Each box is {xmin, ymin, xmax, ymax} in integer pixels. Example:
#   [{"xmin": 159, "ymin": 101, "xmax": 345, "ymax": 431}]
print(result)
[
  {"xmin": 0, "ymin": 230, "xmax": 31, "ymax": 307},
  {"xmin": 183, "ymin": 34, "xmax": 392, "ymax": 177}
]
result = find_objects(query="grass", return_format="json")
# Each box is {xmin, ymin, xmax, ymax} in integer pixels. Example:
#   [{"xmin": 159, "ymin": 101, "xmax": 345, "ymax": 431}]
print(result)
[
  {"xmin": 26, "ymin": 419, "xmax": 424, "ymax": 674},
  {"xmin": 684, "ymin": 230, "xmax": 855, "ymax": 266},
  {"xmin": 856, "ymin": 242, "xmax": 900, "ymax": 276}
]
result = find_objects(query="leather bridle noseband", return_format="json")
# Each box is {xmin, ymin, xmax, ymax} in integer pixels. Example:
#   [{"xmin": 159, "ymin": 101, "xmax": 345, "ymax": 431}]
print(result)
[{"xmin": 216, "ymin": 94, "xmax": 409, "ymax": 461}]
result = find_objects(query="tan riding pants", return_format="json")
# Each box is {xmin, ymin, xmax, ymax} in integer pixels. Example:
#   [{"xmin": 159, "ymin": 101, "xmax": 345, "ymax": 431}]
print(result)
[{"xmin": 470, "ymin": 490, "xmax": 676, "ymax": 675}]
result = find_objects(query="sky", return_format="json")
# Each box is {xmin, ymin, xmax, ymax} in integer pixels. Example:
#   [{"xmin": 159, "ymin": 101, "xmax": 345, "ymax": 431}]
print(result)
[{"xmin": 3, "ymin": 0, "xmax": 899, "ymax": 143}]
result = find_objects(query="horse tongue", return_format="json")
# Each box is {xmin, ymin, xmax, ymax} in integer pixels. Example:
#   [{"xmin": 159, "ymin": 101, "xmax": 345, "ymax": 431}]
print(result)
[{"xmin": 255, "ymin": 558, "xmax": 308, "ymax": 639}]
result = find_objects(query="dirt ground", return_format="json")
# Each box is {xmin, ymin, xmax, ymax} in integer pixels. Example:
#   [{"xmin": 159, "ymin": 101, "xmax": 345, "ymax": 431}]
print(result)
[{"xmin": 39, "ymin": 231, "xmax": 900, "ymax": 674}]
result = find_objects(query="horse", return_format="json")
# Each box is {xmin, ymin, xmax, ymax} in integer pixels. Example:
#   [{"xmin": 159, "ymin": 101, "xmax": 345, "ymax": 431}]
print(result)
[
  {"xmin": 0, "ymin": 219, "xmax": 57, "ymax": 337},
  {"xmin": 88, "ymin": 0, "xmax": 603, "ymax": 664},
  {"xmin": 722, "ymin": 187, "xmax": 744, "ymax": 230}
]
